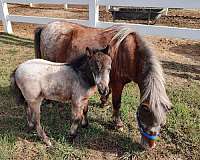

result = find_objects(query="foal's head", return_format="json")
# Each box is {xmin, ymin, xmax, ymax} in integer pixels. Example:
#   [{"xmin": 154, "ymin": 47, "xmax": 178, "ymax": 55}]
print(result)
[{"xmin": 86, "ymin": 46, "xmax": 112, "ymax": 96}]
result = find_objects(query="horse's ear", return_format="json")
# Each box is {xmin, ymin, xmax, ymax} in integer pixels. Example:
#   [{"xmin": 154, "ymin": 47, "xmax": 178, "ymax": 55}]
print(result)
[
  {"xmin": 101, "ymin": 45, "xmax": 110, "ymax": 55},
  {"xmin": 86, "ymin": 47, "xmax": 93, "ymax": 57}
]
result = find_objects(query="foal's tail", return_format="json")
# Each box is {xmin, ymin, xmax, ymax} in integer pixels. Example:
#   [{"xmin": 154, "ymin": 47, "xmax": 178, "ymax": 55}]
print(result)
[
  {"xmin": 10, "ymin": 69, "xmax": 25, "ymax": 105},
  {"xmin": 34, "ymin": 26, "xmax": 43, "ymax": 58}
]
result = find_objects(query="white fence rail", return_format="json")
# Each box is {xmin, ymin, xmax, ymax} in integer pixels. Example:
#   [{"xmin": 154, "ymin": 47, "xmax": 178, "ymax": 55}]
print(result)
[{"xmin": 1, "ymin": 0, "xmax": 200, "ymax": 40}]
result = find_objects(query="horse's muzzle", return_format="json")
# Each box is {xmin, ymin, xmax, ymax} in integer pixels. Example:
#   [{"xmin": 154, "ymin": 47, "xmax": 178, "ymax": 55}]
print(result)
[
  {"xmin": 140, "ymin": 135, "xmax": 157, "ymax": 149},
  {"xmin": 97, "ymin": 84, "xmax": 109, "ymax": 96}
]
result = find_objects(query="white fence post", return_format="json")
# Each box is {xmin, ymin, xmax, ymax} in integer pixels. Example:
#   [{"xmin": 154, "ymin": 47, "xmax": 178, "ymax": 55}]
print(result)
[
  {"xmin": 64, "ymin": 4, "xmax": 68, "ymax": 10},
  {"xmin": 0, "ymin": 1, "xmax": 13, "ymax": 33},
  {"xmin": 89, "ymin": 0, "xmax": 99, "ymax": 27},
  {"xmin": 106, "ymin": 5, "xmax": 110, "ymax": 11},
  {"xmin": 164, "ymin": 8, "xmax": 169, "ymax": 15},
  {"xmin": 30, "ymin": 3, "xmax": 36, "ymax": 8}
]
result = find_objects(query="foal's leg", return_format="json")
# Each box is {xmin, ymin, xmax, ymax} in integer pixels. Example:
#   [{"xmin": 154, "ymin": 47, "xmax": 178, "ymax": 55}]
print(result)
[
  {"xmin": 100, "ymin": 87, "xmax": 111, "ymax": 108},
  {"xmin": 70, "ymin": 100, "xmax": 85, "ymax": 138},
  {"xmin": 111, "ymin": 82, "xmax": 125, "ymax": 129},
  {"xmin": 81, "ymin": 102, "xmax": 89, "ymax": 128},
  {"xmin": 58, "ymin": 102, "xmax": 66, "ymax": 119},
  {"xmin": 28, "ymin": 100, "xmax": 52, "ymax": 146},
  {"xmin": 24, "ymin": 104, "xmax": 35, "ymax": 132}
]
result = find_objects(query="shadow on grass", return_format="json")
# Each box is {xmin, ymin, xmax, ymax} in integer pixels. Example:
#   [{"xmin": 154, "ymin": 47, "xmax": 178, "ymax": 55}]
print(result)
[
  {"xmin": 0, "ymin": 86, "xmax": 144, "ymax": 157},
  {"xmin": 162, "ymin": 60, "xmax": 200, "ymax": 81},
  {"xmin": 0, "ymin": 32, "xmax": 33, "ymax": 48}
]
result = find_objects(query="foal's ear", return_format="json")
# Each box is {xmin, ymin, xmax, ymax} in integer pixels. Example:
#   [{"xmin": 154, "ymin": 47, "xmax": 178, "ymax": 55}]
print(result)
[
  {"xmin": 86, "ymin": 47, "xmax": 93, "ymax": 57},
  {"xmin": 101, "ymin": 45, "xmax": 110, "ymax": 55}
]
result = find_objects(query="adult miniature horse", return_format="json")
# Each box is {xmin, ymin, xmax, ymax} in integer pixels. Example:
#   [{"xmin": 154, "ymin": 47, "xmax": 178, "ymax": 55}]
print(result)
[
  {"xmin": 11, "ymin": 46, "xmax": 112, "ymax": 146},
  {"xmin": 34, "ymin": 21, "xmax": 171, "ymax": 148}
]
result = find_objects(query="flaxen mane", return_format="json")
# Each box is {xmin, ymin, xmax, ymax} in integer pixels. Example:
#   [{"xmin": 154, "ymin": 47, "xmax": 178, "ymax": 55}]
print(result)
[{"xmin": 108, "ymin": 26, "xmax": 171, "ymax": 123}]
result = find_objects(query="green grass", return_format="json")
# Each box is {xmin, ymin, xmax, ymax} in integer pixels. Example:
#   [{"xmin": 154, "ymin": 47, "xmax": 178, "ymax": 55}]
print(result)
[{"xmin": 0, "ymin": 33, "xmax": 199, "ymax": 159}]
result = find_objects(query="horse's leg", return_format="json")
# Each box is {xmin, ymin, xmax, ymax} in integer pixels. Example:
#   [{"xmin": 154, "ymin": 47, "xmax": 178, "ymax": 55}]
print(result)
[
  {"xmin": 111, "ymin": 82, "xmax": 125, "ymax": 129},
  {"xmin": 100, "ymin": 87, "xmax": 111, "ymax": 107},
  {"xmin": 24, "ymin": 104, "xmax": 35, "ymax": 132},
  {"xmin": 28, "ymin": 100, "xmax": 52, "ymax": 146},
  {"xmin": 58, "ymin": 103, "xmax": 66, "ymax": 119},
  {"xmin": 81, "ymin": 102, "xmax": 89, "ymax": 128},
  {"xmin": 69, "ymin": 100, "xmax": 85, "ymax": 138}
]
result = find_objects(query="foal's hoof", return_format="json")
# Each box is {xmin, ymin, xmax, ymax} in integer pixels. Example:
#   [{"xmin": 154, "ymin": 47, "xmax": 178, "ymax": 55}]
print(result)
[
  {"xmin": 24, "ymin": 126, "xmax": 35, "ymax": 133},
  {"xmin": 44, "ymin": 138, "xmax": 52, "ymax": 147},
  {"xmin": 67, "ymin": 133, "xmax": 77, "ymax": 143},
  {"xmin": 69, "ymin": 133, "xmax": 77, "ymax": 139},
  {"xmin": 116, "ymin": 126, "xmax": 124, "ymax": 132}
]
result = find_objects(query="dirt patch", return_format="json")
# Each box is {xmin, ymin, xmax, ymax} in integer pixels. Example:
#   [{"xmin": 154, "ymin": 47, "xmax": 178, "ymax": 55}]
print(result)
[
  {"xmin": 147, "ymin": 36, "xmax": 200, "ymax": 86},
  {"xmin": 13, "ymin": 138, "xmax": 42, "ymax": 160}
]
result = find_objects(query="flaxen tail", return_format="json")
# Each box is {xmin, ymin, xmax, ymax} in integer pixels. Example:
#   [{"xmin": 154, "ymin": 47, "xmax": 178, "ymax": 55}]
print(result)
[
  {"xmin": 34, "ymin": 26, "xmax": 43, "ymax": 58},
  {"xmin": 10, "ymin": 69, "xmax": 25, "ymax": 105}
]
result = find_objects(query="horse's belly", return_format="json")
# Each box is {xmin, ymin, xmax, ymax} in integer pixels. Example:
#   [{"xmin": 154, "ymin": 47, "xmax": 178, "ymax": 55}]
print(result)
[
  {"xmin": 41, "ymin": 78, "xmax": 72, "ymax": 102},
  {"xmin": 43, "ymin": 88, "xmax": 71, "ymax": 102}
]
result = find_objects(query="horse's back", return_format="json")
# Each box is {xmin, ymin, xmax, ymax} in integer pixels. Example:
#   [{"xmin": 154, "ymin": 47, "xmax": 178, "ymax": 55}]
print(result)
[
  {"xmin": 15, "ymin": 59, "xmax": 67, "ymax": 81},
  {"xmin": 15, "ymin": 59, "xmax": 75, "ymax": 101},
  {"xmin": 40, "ymin": 21, "xmax": 105, "ymax": 63}
]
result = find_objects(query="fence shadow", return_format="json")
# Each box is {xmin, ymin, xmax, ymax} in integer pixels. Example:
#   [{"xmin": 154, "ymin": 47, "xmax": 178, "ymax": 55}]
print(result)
[
  {"xmin": 162, "ymin": 60, "xmax": 200, "ymax": 81},
  {"xmin": 169, "ymin": 43, "xmax": 200, "ymax": 62},
  {"xmin": 0, "ymin": 32, "xmax": 33, "ymax": 48}
]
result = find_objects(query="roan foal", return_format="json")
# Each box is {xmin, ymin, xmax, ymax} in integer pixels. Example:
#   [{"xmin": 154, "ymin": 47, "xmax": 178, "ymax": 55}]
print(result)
[{"xmin": 10, "ymin": 46, "xmax": 112, "ymax": 146}]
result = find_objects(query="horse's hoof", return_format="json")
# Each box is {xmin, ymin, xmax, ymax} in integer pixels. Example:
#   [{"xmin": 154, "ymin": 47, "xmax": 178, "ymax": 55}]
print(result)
[
  {"xmin": 81, "ymin": 120, "xmax": 89, "ymax": 128},
  {"xmin": 113, "ymin": 119, "xmax": 124, "ymax": 131},
  {"xmin": 24, "ymin": 126, "xmax": 34, "ymax": 133},
  {"xmin": 100, "ymin": 103, "xmax": 105, "ymax": 108},
  {"xmin": 116, "ymin": 126, "xmax": 124, "ymax": 132},
  {"xmin": 67, "ymin": 134, "xmax": 77, "ymax": 143},
  {"xmin": 69, "ymin": 131, "xmax": 77, "ymax": 139},
  {"xmin": 44, "ymin": 138, "xmax": 52, "ymax": 147}
]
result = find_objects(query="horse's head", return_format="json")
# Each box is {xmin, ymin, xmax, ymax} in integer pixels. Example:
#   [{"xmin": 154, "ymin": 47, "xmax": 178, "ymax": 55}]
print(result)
[
  {"xmin": 136, "ymin": 102, "xmax": 170, "ymax": 149},
  {"xmin": 86, "ymin": 46, "xmax": 112, "ymax": 96}
]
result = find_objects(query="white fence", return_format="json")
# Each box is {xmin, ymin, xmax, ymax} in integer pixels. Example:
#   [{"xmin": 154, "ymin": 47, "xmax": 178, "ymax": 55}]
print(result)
[{"xmin": 1, "ymin": 0, "xmax": 200, "ymax": 40}]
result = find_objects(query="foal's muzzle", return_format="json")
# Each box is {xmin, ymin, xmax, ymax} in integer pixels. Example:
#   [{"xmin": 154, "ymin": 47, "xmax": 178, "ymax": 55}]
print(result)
[{"xmin": 97, "ymin": 83, "xmax": 109, "ymax": 96}]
